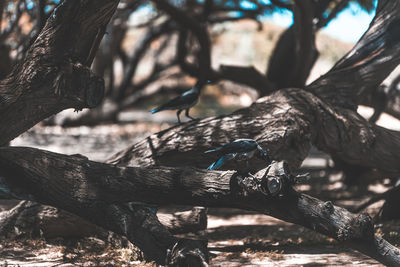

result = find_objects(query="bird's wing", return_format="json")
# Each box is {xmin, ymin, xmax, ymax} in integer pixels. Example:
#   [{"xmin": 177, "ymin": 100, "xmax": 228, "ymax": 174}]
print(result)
[
  {"xmin": 157, "ymin": 91, "xmax": 198, "ymax": 111},
  {"xmin": 207, "ymin": 153, "xmax": 236, "ymax": 170},
  {"xmin": 219, "ymin": 139, "xmax": 257, "ymax": 154}
]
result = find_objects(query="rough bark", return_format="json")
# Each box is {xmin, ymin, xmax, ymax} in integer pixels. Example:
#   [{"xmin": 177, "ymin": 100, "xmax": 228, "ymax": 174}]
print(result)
[
  {"xmin": 308, "ymin": 0, "xmax": 400, "ymax": 109},
  {"xmin": 0, "ymin": 201, "xmax": 103, "ymax": 238},
  {"xmin": 0, "ymin": 0, "xmax": 399, "ymax": 265},
  {"xmin": 0, "ymin": 201, "xmax": 207, "ymax": 239},
  {"xmin": 109, "ymin": 0, "xmax": 400, "ymax": 177},
  {"xmin": 0, "ymin": 148, "xmax": 399, "ymax": 266},
  {"xmin": 0, "ymin": 0, "xmax": 118, "ymax": 145},
  {"xmin": 158, "ymin": 207, "xmax": 208, "ymax": 235},
  {"xmin": 108, "ymin": 87, "xmax": 400, "ymax": 178},
  {"xmin": 0, "ymin": 1, "xmax": 202, "ymax": 265}
]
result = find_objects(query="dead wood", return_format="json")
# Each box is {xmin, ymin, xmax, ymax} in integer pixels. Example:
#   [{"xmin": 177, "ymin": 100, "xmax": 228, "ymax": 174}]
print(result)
[
  {"xmin": 0, "ymin": 148, "xmax": 399, "ymax": 266},
  {"xmin": 0, "ymin": 0, "xmax": 119, "ymax": 145},
  {"xmin": 307, "ymin": 0, "xmax": 400, "ymax": 109},
  {"xmin": 158, "ymin": 207, "xmax": 208, "ymax": 235},
  {"xmin": 0, "ymin": 201, "xmax": 103, "ymax": 238}
]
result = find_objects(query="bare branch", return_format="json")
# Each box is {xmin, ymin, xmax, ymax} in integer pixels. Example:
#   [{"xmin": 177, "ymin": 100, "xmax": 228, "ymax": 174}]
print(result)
[
  {"xmin": 0, "ymin": 0, "xmax": 120, "ymax": 145},
  {"xmin": 308, "ymin": 0, "xmax": 400, "ymax": 109}
]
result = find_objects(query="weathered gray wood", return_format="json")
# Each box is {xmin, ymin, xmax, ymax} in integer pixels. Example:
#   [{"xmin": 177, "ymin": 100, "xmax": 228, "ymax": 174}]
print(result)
[
  {"xmin": 0, "ymin": 0, "xmax": 118, "ymax": 146},
  {"xmin": 0, "ymin": 201, "xmax": 103, "ymax": 238},
  {"xmin": 0, "ymin": 147, "xmax": 399, "ymax": 266},
  {"xmin": 108, "ymin": 88, "xmax": 400, "ymax": 177},
  {"xmin": 107, "ymin": 0, "xmax": 400, "ymax": 177},
  {"xmin": 158, "ymin": 207, "xmax": 208, "ymax": 234},
  {"xmin": 307, "ymin": 0, "xmax": 400, "ymax": 109}
]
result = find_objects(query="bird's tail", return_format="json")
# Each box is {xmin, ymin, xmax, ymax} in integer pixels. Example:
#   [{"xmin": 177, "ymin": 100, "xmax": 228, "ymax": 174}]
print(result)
[
  {"xmin": 207, "ymin": 153, "xmax": 236, "ymax": 170},
  {"xmin": 150, "ymin": 107, "xmax": 162, "ymax": 114}
]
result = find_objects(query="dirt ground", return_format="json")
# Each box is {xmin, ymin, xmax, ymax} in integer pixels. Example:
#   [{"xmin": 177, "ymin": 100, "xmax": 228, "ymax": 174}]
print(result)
[{"xmin": 1, "ymin": 113, "xmax": 399, "ymax": 266}]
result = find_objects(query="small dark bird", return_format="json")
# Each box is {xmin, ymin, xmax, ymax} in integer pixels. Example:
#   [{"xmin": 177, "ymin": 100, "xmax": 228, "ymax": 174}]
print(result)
[
  {"xmin": 150, "ymin": 80, "xmax": 210, "ymax": 123},
  {"xmin": 205, "ymin": 139, "xmax": 271, "ymax": 170}
]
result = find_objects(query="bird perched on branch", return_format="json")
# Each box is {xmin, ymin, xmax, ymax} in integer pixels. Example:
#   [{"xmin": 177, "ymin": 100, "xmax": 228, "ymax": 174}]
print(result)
[
  {"xmin": 150, "ymin": 80, "xmax": 211, "ymax": 123},
  {"xmin": 205, "ymin": 139, "xmax": 271, "ymax": 170}
]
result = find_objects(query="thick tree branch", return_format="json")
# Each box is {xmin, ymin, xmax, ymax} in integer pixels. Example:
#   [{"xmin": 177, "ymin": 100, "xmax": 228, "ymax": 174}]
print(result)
[
  {"xmin": 291, "ymin": 0, "xmax": 318, "ymax": 87},
  {"xmin": 158, "ymin": 207, "xmax": 208, "ymax": 235},
  {"xmin": 0, "ymin": 0, "xmax": 119, "ymax": 145},
  {"xmin": 308, "ymin": 0, "xmax": 400, "ymax": 109},
  {"xmin": 0, "ymin": 147, "xmax": 399, "ymax": 266},
  {"xmin": 213, "ymin": 65, "xmax": 272, "ymax": 95},
  {"xmin": 109, "ymin": 88, "xmax": 400, "ymax": 178}
]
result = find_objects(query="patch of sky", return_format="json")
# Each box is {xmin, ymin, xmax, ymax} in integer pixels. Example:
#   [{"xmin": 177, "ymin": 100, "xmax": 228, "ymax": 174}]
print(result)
[
  {"xmin": 240, "ymin": 0, "xmax": 258, "ymax": 10},
  {"xmin": 260, "ymin": 7, "xmax": 293, "ymax": 28},
  {"xmin": 322, "ymin": 1, "xmax": 376, "ymax": 43},
  {"xmin": 45, "ymin": 5, "xmax": 53, "ymax": 13},
  {"xmin": 127, "ymin": 0, "xmax": 376, "ymax": 43},
  {"xmin": 7, "ymin": 2, "xmax": 14, "ymax": 11},
  {"xmin": 259, "ymin": 0, "xmax": 376, "ymax": 43},
  {"xmin": 26, "ymin": 0, "xmax": 35, "ymax": 10},
  {"xmin": 128, "ymin": 4, "xmax": 156, "ymax": 27}
]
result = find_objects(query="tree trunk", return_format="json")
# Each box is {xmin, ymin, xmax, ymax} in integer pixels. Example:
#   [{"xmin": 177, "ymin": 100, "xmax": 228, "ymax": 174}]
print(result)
[
  {"xmin": 0, "ymin": 0, "xmax": 116, "ymax": 145},
  {"xmin": 266, "ymin": 0, "xmax": 318, "ymax": 89},
  {"xmin": 307, "ymin": 0, "xmax": 400, "ymax": 109},
  {"xmin": 1, "ymin": 0, "xmax": 400, "ymax": 265},
  {"xmin": 0, "ymin": 148, "xmax": 399, "ymax": 266}
]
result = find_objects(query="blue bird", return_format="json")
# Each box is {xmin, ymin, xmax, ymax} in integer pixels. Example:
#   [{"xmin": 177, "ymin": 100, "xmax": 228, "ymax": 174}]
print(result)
[
  {"xmin": 205, "ymin": 139, "xmax": 271, "ymax": 170},
  {"xmin": 150, "ymin": 80, "xmax": 210, "ymax": 123}
]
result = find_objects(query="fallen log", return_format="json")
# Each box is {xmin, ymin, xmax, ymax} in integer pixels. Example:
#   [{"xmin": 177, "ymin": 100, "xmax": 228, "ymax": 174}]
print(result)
[{"xmin": 0, "ymin": 147, "xmax": 399, "ymax": 266}]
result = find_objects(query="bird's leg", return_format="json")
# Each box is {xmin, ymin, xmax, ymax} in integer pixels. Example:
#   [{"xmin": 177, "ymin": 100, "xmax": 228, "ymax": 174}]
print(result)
[
  {"xmin": 185, "ymin": 108, "xmax": 196, "ymax": 120},
  {"xmin": 177, "ymin": 109, "xmax": 182, "ymax": 123}
]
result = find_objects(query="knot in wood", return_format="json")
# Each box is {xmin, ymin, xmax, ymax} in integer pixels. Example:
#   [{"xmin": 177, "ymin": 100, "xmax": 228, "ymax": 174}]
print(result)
[
  {"xmin": 321, "ymin": 201, "xmax": 334, "ymax": 215},
  {"xmin": 266, "ymin": 177, "xmax": 282, "ymax": 196},
  {"xmin": 259, "ymin": 175, "xmax": 285, "ymax": 197}
]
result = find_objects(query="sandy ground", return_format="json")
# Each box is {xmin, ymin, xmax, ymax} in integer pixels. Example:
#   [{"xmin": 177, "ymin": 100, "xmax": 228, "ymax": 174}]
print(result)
[{"xmin": 2, "ymin": 113, "xmax": 399, "ymax": 266}]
